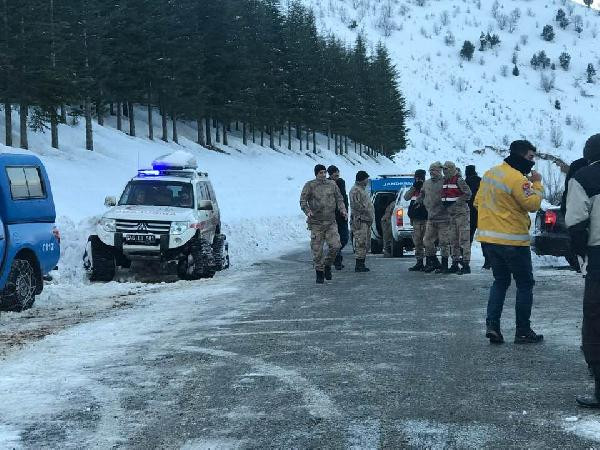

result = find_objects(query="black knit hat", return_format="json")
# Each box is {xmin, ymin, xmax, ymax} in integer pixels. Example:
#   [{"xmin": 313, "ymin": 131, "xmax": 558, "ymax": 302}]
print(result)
[
  {"xmin": 356, "ymin": 170, "xmax": 369, "ymax": 182},
  {"xmin": 465, "ymin": 165, "xmax": 477, "ymax": 177},
  {"xmin": 415, "ymin": 169, "xmax": 426, "ymax": 178},
  {"xmin": 327, "ymin": 165, "xmax": 339, "ymax": 176},
  {"xmin": 583, "ymin": 134, "xmax": 600, "ymax": 163},
  {"xmin": 314, "ymin": 164, "xmax": 327, "ymax": 175},
  {"xmin": 509, "ymin": 140, "xmax": 536, "ymax": 156}
]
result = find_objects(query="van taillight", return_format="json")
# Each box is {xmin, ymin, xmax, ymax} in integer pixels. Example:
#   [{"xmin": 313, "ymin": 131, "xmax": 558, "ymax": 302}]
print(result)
[
  {"xmin": 52, "ymin": 227, "xmax": 61, "ymax": 244},
  {"xmin": 544, "ymin": 210, "xmax": 557, "ymax": 230},
  {"xmin": 396, "ymin": 209, "xmax": 404, "ymax": 227}
]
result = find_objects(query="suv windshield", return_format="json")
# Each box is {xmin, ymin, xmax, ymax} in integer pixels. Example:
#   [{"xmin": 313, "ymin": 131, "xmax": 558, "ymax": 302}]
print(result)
[{"xmin": 119, "ymin": 180, "xmax": 194, "ymax": 208}]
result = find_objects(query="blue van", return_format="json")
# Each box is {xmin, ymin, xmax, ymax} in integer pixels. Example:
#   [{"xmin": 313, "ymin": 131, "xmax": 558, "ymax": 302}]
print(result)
[{"xmin": 0, "ymin": 153, "xmax": 60, "ymax": 312}]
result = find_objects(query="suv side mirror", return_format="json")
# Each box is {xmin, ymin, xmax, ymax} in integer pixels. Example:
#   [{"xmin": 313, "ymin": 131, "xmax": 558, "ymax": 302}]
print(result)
[
  {"xmin": 198, "ymin": 199, "xmax": 213, "ymax": 211},
  {"xmin": 104, "ymin": 196, "xmax": 117, "ymax": 207}
]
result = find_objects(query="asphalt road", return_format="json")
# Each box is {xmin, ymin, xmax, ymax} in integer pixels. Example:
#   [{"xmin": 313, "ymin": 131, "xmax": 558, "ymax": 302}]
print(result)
[{"xmin": 10, "ymin": 248, "xmax": 599, "ymax": 448}]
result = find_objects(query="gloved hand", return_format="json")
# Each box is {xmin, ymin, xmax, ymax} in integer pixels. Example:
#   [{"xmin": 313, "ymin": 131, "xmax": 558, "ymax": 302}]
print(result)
[{"xmin": 413, "ymin": 180, "xmax": 423, "ymax": 189}]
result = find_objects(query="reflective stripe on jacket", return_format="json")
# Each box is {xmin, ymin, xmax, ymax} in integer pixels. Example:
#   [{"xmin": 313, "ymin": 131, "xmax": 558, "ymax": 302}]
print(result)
[{"xmin": 474, "ymin": 162, "xmax": 543, "ymax": 246}]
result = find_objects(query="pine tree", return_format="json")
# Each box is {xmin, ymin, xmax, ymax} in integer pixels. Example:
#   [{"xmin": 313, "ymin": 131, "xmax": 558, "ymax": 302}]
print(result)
[
  {"xmin": 541, "ymin": 25, "xmax": 555, "ymax": 42},
  {"xmin": 559, "ymin": 52, "xmax": 571, "ymax": 70},
  {"xmin": 460, "ymin": 40, "xmax": 475, "ymax": 61},
  {"xmin": 512, "ymin": 65, "xmax": 519, "ymax": 76},
  {"xmin": 587, "ymin": 63, "xmax": 596, "ymax": 83}
]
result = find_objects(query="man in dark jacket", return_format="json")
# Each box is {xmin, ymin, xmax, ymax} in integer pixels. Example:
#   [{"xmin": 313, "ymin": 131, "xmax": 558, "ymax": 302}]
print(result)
[
  {"xmin": 561, "ymin": 157, "xmax": 589, "ymax": 217},
  {"xmin": 404, "ymin": 169, "xmax": 428, "ymax": 271},
  {"xmin": 566, "ymin": 134, "xmax": 600, "ymax": 408},
  {"xmin": 328, "ymin": 165, "xmax": 349, "ymax": 270},
  {"xmin": 465, "ymin": 165, "xmax": 481, "ymax": 243}
]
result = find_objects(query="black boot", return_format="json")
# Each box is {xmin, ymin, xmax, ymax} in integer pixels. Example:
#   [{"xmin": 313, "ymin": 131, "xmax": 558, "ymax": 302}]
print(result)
[
  {"xmin": 324, "ymin": 265, "xmax": 332, "ymax": 280},
  {"xmin": 514, "ymin": 327, "xmax": 544, "ymax": 344},
  {"xmin": 577, "ymin": 365, "xmax": 600, "ymax": 408},
  {"xmin": 316, "ymin": 270, "xmax": 325, "ymax": 284},
  {"xmin": 408, "ymin": 259, "xmax": 425, "ymax": 272},
  {"xmin": 334, "ymin": 253, "xmax": 344, "ymax": 270},
  {"xmin": 447, "ymin": 261, "xmax": 460, "ymax": 274},
  {"xmin": 435, "ymin": 257, "xmax": 449, "ymax": 274},
  {"xmin": 485, "ymin": 321, "xmax": 504, "ymax": 344},
  {"xmin": 423, "ymin": 256, "xmax": 439, "ymax": 273},
  {"xmin": 355, "ymin": 258, "xmax": 370, "ymax": 272},
  {"xmin": 458, "ymin": 262, "xmax": 471, "ymax": 275}
]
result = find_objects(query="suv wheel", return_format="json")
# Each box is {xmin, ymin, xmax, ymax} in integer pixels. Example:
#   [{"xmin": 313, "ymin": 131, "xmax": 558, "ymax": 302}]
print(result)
[
  {"xmin": 84, "ymin": 236, "xmax": 116, "ymax": 282},
  {"xmin": 0, "ymin": 258, "xmax": 38, "ymax": 312},
  {"xmin": 212, "ymin": 234, "xmax": 230, "ymax": 271},
  {"xmin": 177, "ymin": 238, "xmax": 216, "ymax": 280}
]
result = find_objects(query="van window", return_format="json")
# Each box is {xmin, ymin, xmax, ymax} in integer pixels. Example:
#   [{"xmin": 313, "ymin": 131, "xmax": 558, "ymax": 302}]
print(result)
[
  {"xmin": 6, "ymin": 166, "xmax": 46, "ymax": 200},
  {"xmin": 196, "ymin": 182, "xmax": 211, "ymax": 201}
]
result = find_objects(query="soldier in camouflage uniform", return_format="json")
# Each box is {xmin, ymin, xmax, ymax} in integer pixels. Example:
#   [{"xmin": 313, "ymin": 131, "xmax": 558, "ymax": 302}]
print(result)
[
  {"xmin": 404, "ymin": 169, "xmax": 428, "ymax": 271},
  {"xmin": 300, "ymin": 164, "xmax": 347, "ymax": 284},
  {"xmin": 419, "ymin": 161, "xmax": 451, "ymax": 273},
  {"xmin": 350, "ymin": 170, "xmax": 375, "ymax": 272},
  {"xmin": 442, "ymin": 162, "xmax": 472, "ymax": 275},
  {"xmin": 381, "ymin": 199, "xmax": 396, "ymax": 257}
]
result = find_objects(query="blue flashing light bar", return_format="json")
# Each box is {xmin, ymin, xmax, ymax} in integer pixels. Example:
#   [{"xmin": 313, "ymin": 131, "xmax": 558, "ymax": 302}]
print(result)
[{"xmin": 138, "ymin": 169, "xmax": 161, "ymax": 177}]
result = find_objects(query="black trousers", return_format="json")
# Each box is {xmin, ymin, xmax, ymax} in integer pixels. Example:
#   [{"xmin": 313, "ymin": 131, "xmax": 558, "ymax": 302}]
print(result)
[{"xmin": 583, "ymin": 277, "xmax": 600, "ymax": 365}]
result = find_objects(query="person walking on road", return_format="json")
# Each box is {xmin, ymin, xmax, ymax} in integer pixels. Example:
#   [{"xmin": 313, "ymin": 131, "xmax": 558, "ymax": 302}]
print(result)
[
  {"xmin": 442, "ymin": 162, "xmax": 472, "ymax": 275},
  {"xmin": 381, "ymin": 198, "xmax": 396, "ymax": 258},
  {"xmin": 300, "ymin": 164, "xmax": 347, "ymax": 284},
  {"xmin": 350, "ymin": 170, "xmax": 375, "ymax": 272},
  {"xmin": 565, "ymin": 134, "xmax": 600, "ymax": 408},
  {"xmin": 328, "ymin": 165, "xmax": 349, "ymax": 270},
  {"xmin": 405, "ymin": 169, "xmax": 428, "ymax": 271},
  {"xmin": 465, "ymin": 165, "xmax": 481, "ymax": 243},
  {"xmin": 420, "ymin": 162, "xmax": 451, "ymax": 273},
  {"xmin": 475, "ymin": 140, "xmax": 544, "ymax": 344}
]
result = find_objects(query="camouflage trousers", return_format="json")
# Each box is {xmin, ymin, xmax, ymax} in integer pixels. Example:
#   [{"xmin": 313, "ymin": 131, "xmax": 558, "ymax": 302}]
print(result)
[
  {"xmin": 381, "ymin": 218, "xmax": 393, "ymax": 256},
  {"xmin": 412, "ymin": 220, "xmax": 427, "ymax": 260},
  {"xmin": 424, "ymin": 220, "xmax": 450, "ymax": 258},
  {"xmin": 309, "ymin": 221, "xmax": 341, "ymax": 271},
  {"xmin": 352, "ymin": 221, "xmax": 371, "ymax": 259},
  {"xmin": 449, "ymin": 213, "xmax": 471, "ymax": 263}
]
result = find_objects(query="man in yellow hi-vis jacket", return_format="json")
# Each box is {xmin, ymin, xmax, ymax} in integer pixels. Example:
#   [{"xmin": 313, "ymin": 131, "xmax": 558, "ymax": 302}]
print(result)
[{"xmin": 475, "ymin": 140, "xmax": 544, "ymax": 345}]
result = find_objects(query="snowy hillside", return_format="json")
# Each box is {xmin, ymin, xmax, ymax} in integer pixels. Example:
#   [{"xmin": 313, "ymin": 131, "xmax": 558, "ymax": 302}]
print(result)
[{"xmin": 302, "ymin": 0, "xmax": 600, "ymax": 170}]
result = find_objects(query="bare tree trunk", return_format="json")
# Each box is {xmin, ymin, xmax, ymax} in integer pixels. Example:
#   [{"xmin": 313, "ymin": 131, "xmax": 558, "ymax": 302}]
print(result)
[
  {"xmin": 96, "ymin": 101, "xmax": 104, "ymax": 126},
  {"xmin": 334, "ymin": 134, "xmax": 338, "ymax": 155},
  {"xmin": 161, "ymin": 106, "xmax": 168, "ymax": 142},
  {"xmin": 354, "ymin": 141, "xmax": 357, "ymax": 153},
  {"xmin": 313, "ymin": 130, "xmax": 317, "ymax": 153},
  {"xmin": 197, "ymin": 118, "xmax": 205, "ymax": 146},
  {"xmin": 215, "ymin": 120, "xmax": 221, "ymax": 143},
  {"xmin": 84, "ymin": 97, "xmax": 93, "ymax": 150},
  {"xmin": 226, "ymin": 122, "xmax": 231, "ymax": 132},
  {"xmin": 60, "ymin": 104, "xmax": 66, "ymax": 122},
  {"xmin": 212, "ymin": 118, "xmax": 217, "ymax": 128},
  {"xmin": 205, "ymin": 117, "xmax": 211, "ymax": 146},
  {"xmin": 287, "ymin": 122, "xmax": 291, "ymax": 150},
  {"xmin": 122, "ymin": 101, "xmax": 128, "ymax": 117},
  {"xmin": 344, "ymin": 136, "xmax": 348, "ymax": 154},
  {"xmin": 109, "ymin": 102, "xmax": 114, "ymax": 116},
  {"xmin": 128, "ymin": 102, "xmax": 135, "ymax": 136},
  {"xmin": 116, "ymin": 101, "xmax": 122, "ymax": 131},
  {"xmin": 223, "ymin": 122, "xmax": 228, "ymax": 146},
  {"xmin": 251, "ymin": 123, "xmax": 255, "ymax": 143},
  {"xmin": 4, "ymin": 102, "xmax": 12, "ymax": 147},
  {"xmin": 359, "ymin": 143, "xmax": 362, "ymax": 156},
  {"xmin": 298, "ymin": 124, "xmax": 302, "ymax": 150},
  {"xmin": 147, "ymin": 102, "xmax": 153, "ymax": 140},
  {"xmin": 172, "ymin": 112, "xmax": 178, "ymax": 144},
  {"xmin": 260, "ymin": 126, "xmax": 264, "ymax": 147},
  {"xmin": 327, "ymin": 128, "xmax": 330, "ymax": 151},
  {"xmin": 50, "ymin": 106, "xmax": 58, "ymax": 149},
  {"xmin": 269, "ymin": 126, "xmax": 274, "ymax": 149},
  {"xmin": 19, "ymin": 102, "xmax": 27, "ymax": 150},
  {"xmin": 235, "ymin": 121, "xmax": 239, "ymax": 131},
  {"xmin": 278, "ymin": 126, "xmax": 282, "ymax": 147},
  {"xmin": 242, "ymin": 122, "xmax": 247, "ymax": 145}
]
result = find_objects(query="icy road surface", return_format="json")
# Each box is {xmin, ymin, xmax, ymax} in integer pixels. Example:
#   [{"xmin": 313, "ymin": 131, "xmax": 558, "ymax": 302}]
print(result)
[{"xmin": 1, "ymin": 249, "xmax": 599, "ymax": 448}]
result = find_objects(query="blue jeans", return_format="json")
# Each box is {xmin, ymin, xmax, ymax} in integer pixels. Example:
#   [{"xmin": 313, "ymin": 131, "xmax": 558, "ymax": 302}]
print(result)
[{"xmin": 482, "ymin": 243, "xmax": 535, "ymax": 330}]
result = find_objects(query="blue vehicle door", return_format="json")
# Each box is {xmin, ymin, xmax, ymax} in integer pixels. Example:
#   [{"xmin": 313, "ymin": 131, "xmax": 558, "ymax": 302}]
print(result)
[{"xmin": 0, "ymin": 216, "xmax": 5, "ymax": 268}]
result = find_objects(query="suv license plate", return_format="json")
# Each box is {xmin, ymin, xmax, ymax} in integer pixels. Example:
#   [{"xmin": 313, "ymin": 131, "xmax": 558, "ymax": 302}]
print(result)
[{"xmin": 124, "ymin": 234, "xmax": 156, "ymax": 244}]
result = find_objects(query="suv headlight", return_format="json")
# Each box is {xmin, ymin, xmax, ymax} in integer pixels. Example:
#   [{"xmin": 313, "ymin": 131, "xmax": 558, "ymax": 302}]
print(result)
[
  {"xmin": 99, "ymin": 218, "xmax": 116, "ymax": 233},
  {"xmin": 170, "ymin": 221, "xmax": 190, "ymax": 235}
]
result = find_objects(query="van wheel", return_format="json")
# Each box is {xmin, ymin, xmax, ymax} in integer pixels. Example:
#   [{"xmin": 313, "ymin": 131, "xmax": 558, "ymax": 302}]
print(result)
[
  {"xmin": 84, "ymin": 236, "xmax": 116, "ymax": 282},
  {"xmin": 391, "ymin": 239, "xmax": 404, "ymax": 257},
  {"xmin": 177, "ymin": 238, "xmax": 215, "ymax": 280},
  {"xmin": 1, "ymin": 258, "xmax": 38, "ymax": 312},
  {"xmin": 212, "ymin": 234, "xmax": 230, "ymax": 271}
]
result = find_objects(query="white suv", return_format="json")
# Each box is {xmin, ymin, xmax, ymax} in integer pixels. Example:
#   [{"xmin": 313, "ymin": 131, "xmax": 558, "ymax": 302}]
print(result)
[{"xmin": 84, "ymin": 152, "xmax": 229, "ymax": 281}]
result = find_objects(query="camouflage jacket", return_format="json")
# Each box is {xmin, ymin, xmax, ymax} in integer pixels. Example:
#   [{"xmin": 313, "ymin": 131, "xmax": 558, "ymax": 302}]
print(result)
[
  {"xmin": 349, "ymin": 182, "xmax": 375, "ymax": 226},
  {"xmin": 381, "ymin": 201, "xmax": 395, "ymax": 225},
  {"xmin": 300, "ymin": 178, "xmax": 346, "ymax": 225},
  {"xmin": 419, "ymin": 176, "xmax": 448, "ymax": 222}
]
